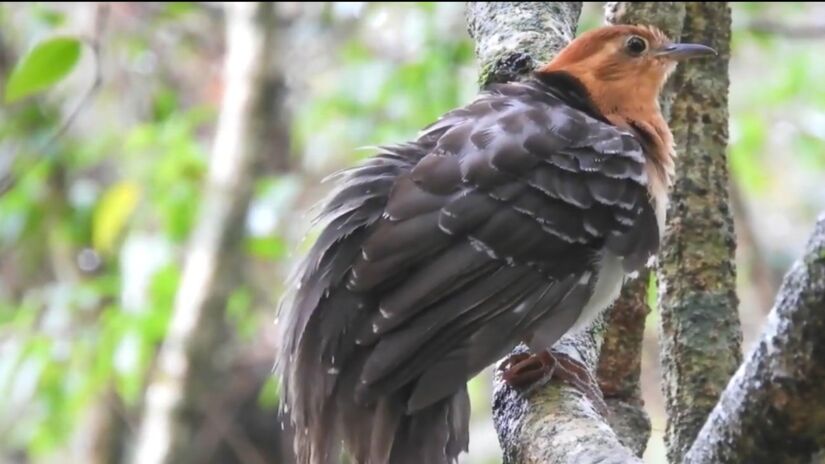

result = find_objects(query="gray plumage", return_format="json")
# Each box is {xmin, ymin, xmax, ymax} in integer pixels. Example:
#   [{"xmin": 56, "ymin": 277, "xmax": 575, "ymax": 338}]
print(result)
[{"xmin": 275, "ymin": 71, "xmax": 660, "ymax": 464}]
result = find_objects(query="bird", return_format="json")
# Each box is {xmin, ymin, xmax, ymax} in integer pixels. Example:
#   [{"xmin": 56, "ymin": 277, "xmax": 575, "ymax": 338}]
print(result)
[{"xmin": 275, "ymin": 24, "xmax": 716, "ymax": 464}]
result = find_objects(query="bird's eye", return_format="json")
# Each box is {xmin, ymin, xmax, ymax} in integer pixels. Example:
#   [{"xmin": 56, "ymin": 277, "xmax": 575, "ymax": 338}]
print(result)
[{"xmin": 625, "ymin": 36, "xmax": 648, "ymax": 56}]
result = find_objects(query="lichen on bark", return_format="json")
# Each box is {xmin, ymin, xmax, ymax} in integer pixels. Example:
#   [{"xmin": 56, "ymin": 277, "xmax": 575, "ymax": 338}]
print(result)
[
  {"xmin": 655, "ymin": 3, "xmax": 743, "ymax": 462},
  {"xmin": 466, "ymin": 2, "xmax": 582, "ymax": 88}
]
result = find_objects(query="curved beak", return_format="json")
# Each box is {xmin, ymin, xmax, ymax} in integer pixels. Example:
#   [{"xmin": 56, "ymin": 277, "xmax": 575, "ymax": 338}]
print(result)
[{"xmin": 655, "ymin": 43, "xmax": 717, "ymax": 60}]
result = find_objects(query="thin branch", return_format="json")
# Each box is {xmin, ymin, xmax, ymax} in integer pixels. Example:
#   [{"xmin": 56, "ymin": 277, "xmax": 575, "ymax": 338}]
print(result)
[{"xmin": 685, "ymin": 213, "xmax": 825, "ymax": 464}]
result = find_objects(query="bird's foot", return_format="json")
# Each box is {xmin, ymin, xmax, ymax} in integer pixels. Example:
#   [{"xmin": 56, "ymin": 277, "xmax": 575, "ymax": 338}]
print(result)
[
  {"xmin": 499, "ymin": 349, "xmax": 609, "ymax": 416},
  {"xmin": 499, "ymin": 350, "xmax": 555, "ymax": 388}
]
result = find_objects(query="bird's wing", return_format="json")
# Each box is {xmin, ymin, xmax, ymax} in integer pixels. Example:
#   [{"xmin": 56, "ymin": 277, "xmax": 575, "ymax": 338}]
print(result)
[
  {"xmin": 328, "ymin": 81, "xmax": 660, "ymax": 412},
  {"xmin": 280, "ymin": 80, "xmax": 660, "ymax": 420}
]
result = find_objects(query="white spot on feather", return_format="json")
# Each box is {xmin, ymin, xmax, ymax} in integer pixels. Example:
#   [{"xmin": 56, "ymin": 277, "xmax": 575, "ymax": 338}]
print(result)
[
  {"xmin": 513, "ymin": 301, "xmax": 529, "ymax": 314},
  {"xmin": 437, "ymin": 221, "xmax": 454, "ymax": 236}
]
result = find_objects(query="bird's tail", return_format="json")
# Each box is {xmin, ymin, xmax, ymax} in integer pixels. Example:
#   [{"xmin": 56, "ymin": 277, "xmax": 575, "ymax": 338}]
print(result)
[
  {"xmin": 274, "ymin": 143, "xmax": 468, "ymax": 463},
  {"xmin": 276, "ymin": 277, "xmax": 470, "ymax": 464},
  {"xmin": 278, "ymin": 346, "xmax": 471, "ymax": 464}
]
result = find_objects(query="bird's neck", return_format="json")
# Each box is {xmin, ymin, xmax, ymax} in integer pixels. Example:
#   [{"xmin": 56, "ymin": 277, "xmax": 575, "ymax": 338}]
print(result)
[
  {"xmin": 606, "ymin": 107, "xmax": 675, "ymax": 191},
  {"xmin": 534, "ymin": 70, "xmax": 676, "ymax": 190}
]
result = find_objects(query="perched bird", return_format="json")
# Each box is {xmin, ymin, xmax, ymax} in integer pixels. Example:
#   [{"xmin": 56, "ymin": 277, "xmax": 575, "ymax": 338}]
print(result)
[{"xmin": 276, "ymin": 24, "xmax": 716, "ymax": 464}]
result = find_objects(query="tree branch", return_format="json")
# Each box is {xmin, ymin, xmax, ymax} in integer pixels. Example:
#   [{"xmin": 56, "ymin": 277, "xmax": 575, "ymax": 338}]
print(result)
[
  {"xmin": 467, "ymin": 3, "xmax": 641, "ymax": 462},
  {"xmin": 466, "ymin": 2, "xmax": 582, "ymax": 88},
  {"xmin": 685, "ymin": 214, "xmax": 825, "ymax": 464},
  {"xmin": 655, "ymin": 3, "xmax": 743, "ymax": 462},
  {"xmin": 493, "ymin": 326, "xmax": 641, "ymax": 464}
]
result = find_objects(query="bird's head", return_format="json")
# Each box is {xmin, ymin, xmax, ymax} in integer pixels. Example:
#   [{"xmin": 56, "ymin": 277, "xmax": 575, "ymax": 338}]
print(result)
[{"xmin": 539, "ymin": 24, "xmax": 716, "ymax": 118}]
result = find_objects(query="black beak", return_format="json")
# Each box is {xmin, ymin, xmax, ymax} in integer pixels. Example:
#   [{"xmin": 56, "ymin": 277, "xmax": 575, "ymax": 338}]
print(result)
[{"xmin": 656, "ymin": 43, "xmax": 717, "ymax": 60}]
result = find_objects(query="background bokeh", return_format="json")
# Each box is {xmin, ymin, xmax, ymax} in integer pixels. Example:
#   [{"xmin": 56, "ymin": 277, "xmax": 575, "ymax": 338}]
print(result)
[{"xmin": 1, "ymin": 2, "xmax": 824, "ymax": 463}]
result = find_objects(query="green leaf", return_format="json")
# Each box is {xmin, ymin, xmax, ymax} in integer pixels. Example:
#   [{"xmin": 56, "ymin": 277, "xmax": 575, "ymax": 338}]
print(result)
[
  {"xmin": 93, "ymin": 181, "xmax": 141, "ymax": 254},
  {"xmin": 5, "ymin": 36, "xmax": 83, "ymax": 103}
]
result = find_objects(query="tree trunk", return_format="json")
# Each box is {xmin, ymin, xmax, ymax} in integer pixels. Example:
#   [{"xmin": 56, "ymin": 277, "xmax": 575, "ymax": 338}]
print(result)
[
  {"xmin": 130, "ymin": 3, "xmax": 285, "ymax": 463},
  {"xmin": 655, "ymin": 3, "xmax": 743, "ymax": 462}
]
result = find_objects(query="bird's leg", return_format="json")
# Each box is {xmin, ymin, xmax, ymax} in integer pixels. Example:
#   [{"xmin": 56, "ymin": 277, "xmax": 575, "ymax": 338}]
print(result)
[{"xmin": 499, "ymin": 349, "xmax": 609, "ymax": 416}]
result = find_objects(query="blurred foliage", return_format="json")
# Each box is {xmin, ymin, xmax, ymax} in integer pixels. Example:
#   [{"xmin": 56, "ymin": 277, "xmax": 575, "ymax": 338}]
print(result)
[
  {"xmin": 291, "ymin": 2, "xmax": 478, "ymax": 175},
  {"xmin": 4, "ymin": 36, "xmax": 83, "ymax": 103},
  {"xmin": 0, "ymin": 3, "xmax": 218, "ymax": 458},
  {"xmin": 0, "ymin": 3, "xmax": 824, "ymax": 464}
]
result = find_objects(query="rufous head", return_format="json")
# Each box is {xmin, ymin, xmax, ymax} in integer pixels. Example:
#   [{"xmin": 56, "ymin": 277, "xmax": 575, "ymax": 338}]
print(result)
[{"xmin": 539, "ymin": 25, "xmax": 716, "ymax": 117}]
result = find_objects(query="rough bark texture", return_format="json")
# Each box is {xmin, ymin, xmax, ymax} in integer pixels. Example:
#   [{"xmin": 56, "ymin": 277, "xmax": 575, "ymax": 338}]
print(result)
[
  {"xmin": 595, "ymin": 4, "xmax": 687, "ymax": 455},
  {"xmin": 685, "ymin": 214, "xmax": 825, "ymax": 464},
  {"xmin": 131, "ymin": 4, "xmax": 281, "ymax": 464},
  {"xmin": 656, "ymin": 3, "xmax": 743, "ymax": 462},
  {"xmin": 467, "ymin": 3, "xmax": 640, "ymax": 462},
  {"xmin": 596, "ymin": 274, "xmax": 652, "ymax": 457},
  {"xmin": 466, "ymin": 2, "xmax": 582, "ymax": 87}
]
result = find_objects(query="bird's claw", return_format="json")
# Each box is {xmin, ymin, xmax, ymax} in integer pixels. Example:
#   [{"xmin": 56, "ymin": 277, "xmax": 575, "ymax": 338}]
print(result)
[
  {"xmin": 499, "ymin": 350, "xmax": 555, "ymax": 389},
  {"xmin": 500, "ymin": 349, "xmax": 610, "ymax": 417}
]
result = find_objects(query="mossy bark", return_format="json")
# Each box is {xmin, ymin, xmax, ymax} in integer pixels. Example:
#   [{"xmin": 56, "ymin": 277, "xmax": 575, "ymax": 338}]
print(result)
[
  {"xmin": 466, "ymin": 2, "xmax": 582, "ymax": 88},
  {"xmin": 656, "ymin": 3, "xmax": 743, "ymax": 462}
]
